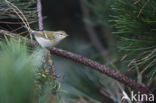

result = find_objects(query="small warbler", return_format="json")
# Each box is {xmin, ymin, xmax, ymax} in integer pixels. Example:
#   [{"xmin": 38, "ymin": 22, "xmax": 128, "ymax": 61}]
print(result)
[{"xmin": 31, "ymin": 30, "xmax": 68, "ymax": 48}]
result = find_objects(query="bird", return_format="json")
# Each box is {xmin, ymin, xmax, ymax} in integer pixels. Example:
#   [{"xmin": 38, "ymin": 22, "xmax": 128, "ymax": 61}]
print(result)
[{"xmin": 31, "ymin": 30, "xmax": 68, "ymax": 48}]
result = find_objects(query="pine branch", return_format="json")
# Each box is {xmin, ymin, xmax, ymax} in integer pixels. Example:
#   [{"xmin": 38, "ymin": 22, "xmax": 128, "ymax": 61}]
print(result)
[{"xmin": 48, "ymin": 47, "xmax": 151, "ymax": 94}]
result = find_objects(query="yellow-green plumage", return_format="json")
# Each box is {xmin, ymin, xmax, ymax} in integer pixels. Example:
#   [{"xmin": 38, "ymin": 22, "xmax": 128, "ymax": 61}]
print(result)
[{"xmin": 31, "ymin": 30, "xmax": 68, "ymax": 48}]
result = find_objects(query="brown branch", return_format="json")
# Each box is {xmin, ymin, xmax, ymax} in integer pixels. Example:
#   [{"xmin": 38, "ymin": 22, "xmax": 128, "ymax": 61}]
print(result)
[
  {"xmin": 37, "ymin": 0, "xmax": 44, "ymax": 31},
  {"xmin": 80, "ymin": 0, "xmax": 109, "ymax": 60},
  {"xmin": 48, "ymin": 47, "xmax": 150, "ymax": 94}
]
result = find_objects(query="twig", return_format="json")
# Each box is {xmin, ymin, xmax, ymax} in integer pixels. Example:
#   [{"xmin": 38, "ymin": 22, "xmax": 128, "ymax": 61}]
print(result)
[
  {"xmin": 37, "ymin": 0, "xmax": 43, "ymax": 31},
  {"xmin": 48, "ymin": 47, "xmax": 150, "ymax": 94},
  {"xmin": 79, "ymin": 0, "xmax": 109, "ymax": 60},
  {"xmin": 137, "ymin": 0, "xmax": 150, "ymax": 17}
]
